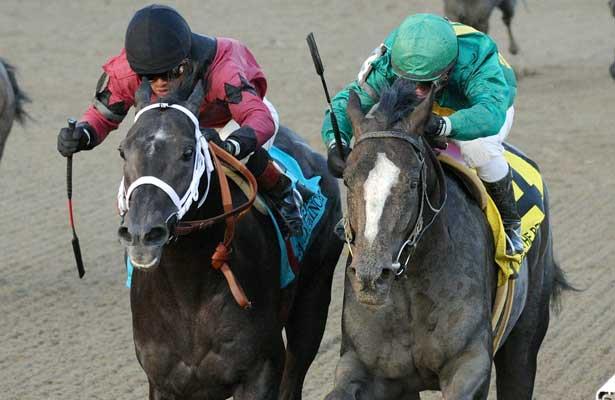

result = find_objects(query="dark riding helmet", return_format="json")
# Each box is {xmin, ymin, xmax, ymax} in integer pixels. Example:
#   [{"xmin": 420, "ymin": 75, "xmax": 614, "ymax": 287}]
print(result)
[{"xmin": 125, "ymin": 4, "xmax": 192, "ymax": 76}]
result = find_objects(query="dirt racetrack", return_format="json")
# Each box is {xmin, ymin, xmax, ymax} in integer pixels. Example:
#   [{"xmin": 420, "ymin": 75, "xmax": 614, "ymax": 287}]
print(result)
[{"xmin": 0, "ymin": 1, "xmax": 613, "ymax": 399}]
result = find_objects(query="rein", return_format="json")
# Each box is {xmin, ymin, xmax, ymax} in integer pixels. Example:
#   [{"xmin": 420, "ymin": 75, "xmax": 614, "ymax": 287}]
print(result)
[
  {"xmin": 118, "ymin": 103, "xmax": 257, "ymax": 309},
  {"xmin": 352, "ymin": 130, "xmax": 447, "ymax": 276}
]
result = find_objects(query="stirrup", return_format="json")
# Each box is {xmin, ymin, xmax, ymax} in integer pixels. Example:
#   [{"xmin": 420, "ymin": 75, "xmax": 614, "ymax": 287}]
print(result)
[{"xmin": 504, "ymin": 228, "xmax": 524, "ymax": 256}]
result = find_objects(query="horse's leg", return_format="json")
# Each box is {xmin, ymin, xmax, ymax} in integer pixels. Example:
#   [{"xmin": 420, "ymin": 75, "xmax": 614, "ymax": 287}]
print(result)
[
  {"xmin": 279, "ymin": 242, "xmax": 341, "ymax": 400},
  {"xmin": 233, "ymin": 348, "xmax": 285, "ymax": 400},
  {"xmin": 499, "ymin": 0, "xmax": 520, "ymax": 54},
  {"xmin": 325, "ymin": 350, "xmax": 372, "ymax": 400},
  {"xmin": 148, "ymin": 380, "xmax": 172, "ymax": 400},
  {"xmin": 438, "ymin": 341, "xmax": 492, "ymax": 400}
]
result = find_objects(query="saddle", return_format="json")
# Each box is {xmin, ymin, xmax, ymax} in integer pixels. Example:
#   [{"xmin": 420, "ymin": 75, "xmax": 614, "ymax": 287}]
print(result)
[{"xmin": 436, "ymin": 143, "xmax": 545, "ymax": 351}]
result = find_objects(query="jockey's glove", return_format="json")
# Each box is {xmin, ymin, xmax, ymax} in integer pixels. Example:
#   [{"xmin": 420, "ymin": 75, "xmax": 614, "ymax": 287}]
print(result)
[
  {"xmin": 424, "ymin": 115, "xmax": 452, "ymax": 138},
  {"xmin": 222, "ymin": 126, "xmax": 258, "ymax": 160},
  {"xmin": 57, "ymin": 122, "xmax": 96, "ymax": 157},
  {"xmin": 326, "ymin": 141, "xmax": 351, "ymax": 179}
]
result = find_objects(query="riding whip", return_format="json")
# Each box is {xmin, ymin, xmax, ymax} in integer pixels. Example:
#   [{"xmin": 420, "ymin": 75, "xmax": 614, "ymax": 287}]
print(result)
[
  {"xmin": 66, "ymin": 118, "xmax": 85, "ymax": 278},
  {"xmin": 306, "ymin": 32, "xmax": 346, "ymax": 160}
]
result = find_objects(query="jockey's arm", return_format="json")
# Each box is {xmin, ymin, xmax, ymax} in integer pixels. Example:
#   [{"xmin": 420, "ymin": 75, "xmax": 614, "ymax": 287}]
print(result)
[
  {"xmin": 224, "ymin": 76, "xmax": 275, "ymax": 149},
  {"xmin": 446, "ymin": 51, "xmax": 511, "ymax": 141},
  {"xmin": 80, "ymin": 71, "xmax": 132, "ymax": 147},
  {"xmin": 320, "ymin": 66, "xmax": 387, "ymax": 148}
]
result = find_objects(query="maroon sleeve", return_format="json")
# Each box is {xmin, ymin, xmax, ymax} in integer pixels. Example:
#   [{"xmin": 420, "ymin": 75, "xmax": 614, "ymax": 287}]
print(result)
[
  {"xmin": 81, "ymin": 105, "xmax": 120, "ymax": 144},
  {"xmin": 208, "ymin": 39, "xmax": 275, "ymax": 147},
  {"xmin": 224, "ymin": 73, "xmax": 275, "ymax": 147},
  {"xmin": 80, "ymin": 50, "xmax": 136, "ymax": 146}
]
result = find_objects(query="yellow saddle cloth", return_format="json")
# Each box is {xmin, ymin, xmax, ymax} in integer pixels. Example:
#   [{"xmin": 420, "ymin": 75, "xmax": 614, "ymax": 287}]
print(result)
[{"xmin": 438, "ymin": 148, "xmax": 545, "ymax": 286}]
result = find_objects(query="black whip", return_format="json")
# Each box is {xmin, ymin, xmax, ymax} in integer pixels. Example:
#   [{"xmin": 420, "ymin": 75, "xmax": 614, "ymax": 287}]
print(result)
[
  {"xmin": 306, "ymin": 32, "xmax": 345, "ymax": 160},
  {"xmin": 66, "ymin": 118, "xmax": 85, "ymax": 278}
]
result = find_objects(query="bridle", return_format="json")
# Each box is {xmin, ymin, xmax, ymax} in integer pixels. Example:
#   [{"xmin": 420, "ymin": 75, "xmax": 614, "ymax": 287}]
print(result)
[
  {"xmin": 349, "ymin": 130, "xmax": 447, "ymax": 277},
  {"xmin": 117, "ymin": 102, "xmax": 215, "ymax": 223},
  {"xmin": 117, "ymin": 102, "xmax": 257, "ymax": 308}
]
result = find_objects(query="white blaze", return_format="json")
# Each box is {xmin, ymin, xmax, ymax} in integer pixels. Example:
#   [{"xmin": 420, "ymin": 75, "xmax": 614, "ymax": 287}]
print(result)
[
  {"xmin": 363, "ymin": 152, "xmax": 400, "ymax": 243},
  {"xmin": 147, "ymin": 128, "xmax": 168, "ymax": 156}
]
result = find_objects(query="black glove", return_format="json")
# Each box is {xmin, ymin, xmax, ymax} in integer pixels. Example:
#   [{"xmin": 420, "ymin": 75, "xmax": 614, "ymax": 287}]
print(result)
[
  {"xmin": 424, "ymin": 114, "xmax": 450, "ymax": 138},
  {"xmin": 222, "ymin": 126, "xmax": 258, "ymax": 160},
  {"xmin": 327, "ymin": 142, "xmax": 351, "ymax": 179},
  {"xmin": 57, "ymin": 122, "xmax": 95, "ymax": 157}
]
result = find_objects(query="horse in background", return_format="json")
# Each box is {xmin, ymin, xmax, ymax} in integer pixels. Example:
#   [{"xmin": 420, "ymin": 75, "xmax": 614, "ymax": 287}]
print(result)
[
  {"xmin": 0, "ymin": 58, "xmax": 29, "ymax": 163},
  {"xmin": 444, "ymin": 0, "xmax": 520, "ymax": 54}
]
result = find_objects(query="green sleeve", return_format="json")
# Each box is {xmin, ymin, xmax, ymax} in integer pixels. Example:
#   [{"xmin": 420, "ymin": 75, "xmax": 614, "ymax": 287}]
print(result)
[
  {"xmin": 447, "ymin": 51, "xmax": 511, "ymax": 141},
  {"xmin": 320, "ymin": 58, "xmax": 394, "ymax": 147},
  {"xmin": 320, "ymin": 81, "xmax": 374, "ymax": 147}
]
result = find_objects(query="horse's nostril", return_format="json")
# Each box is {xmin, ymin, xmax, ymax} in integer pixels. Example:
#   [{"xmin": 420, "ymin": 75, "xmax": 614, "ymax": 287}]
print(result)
[
  {"xmin": 118, "ymin": 226, "xmax": 132, "ymax": 244},
  {"xmin": 144, "ymin": 226, "xmax": 169, "ymax": 245},
  {"xmin": 377, "ymin": 269, "xmax": 392, "ymax": 286}
]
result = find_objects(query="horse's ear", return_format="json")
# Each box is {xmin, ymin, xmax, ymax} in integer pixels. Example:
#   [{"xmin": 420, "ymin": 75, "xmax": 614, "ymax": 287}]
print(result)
[
  {"xmin": 134, "ymin": 79, "xmax": 152, "ymax": 111},
  {"xmin": 347, "ymin": 90, "xmax": 365, "ymax": 138},
  {"xmin": 184, "ymin": 80, "xmax": 204, "ymax": 116},
  {"xmin": 405, "ymin": 86, "xmax": 435, "ymax": 134}
]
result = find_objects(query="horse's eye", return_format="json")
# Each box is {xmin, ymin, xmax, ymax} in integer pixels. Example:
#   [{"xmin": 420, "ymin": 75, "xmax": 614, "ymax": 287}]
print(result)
[
  {"xmin": 118, "ymin": 147, "xmax": 125, "ymax": 160},
  {"xmin": 410, "ymin": 180, "xmax": 419, "ymax": 189},
  {"xmin": 182, "ymin": 147, "xmax": 194, "ymax": 161}
]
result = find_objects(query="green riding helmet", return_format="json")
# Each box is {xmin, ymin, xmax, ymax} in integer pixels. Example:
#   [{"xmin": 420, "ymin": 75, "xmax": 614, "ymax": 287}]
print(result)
[{"xmin": 391, "ymin": 14, "xmax": 458, "ymax": 82}]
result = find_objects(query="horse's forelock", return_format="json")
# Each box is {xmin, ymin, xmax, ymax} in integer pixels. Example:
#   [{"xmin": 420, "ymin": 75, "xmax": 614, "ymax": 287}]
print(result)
[{"xmin": 374, "ymin": 79, "xmax": 420, "ymax": 129}]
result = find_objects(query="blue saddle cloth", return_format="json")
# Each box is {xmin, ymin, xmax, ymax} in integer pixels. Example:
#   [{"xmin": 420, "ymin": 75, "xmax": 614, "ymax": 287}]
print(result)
[{"xmin": 126, "ymin": 146, "xmax": 328, "ymax": 289}]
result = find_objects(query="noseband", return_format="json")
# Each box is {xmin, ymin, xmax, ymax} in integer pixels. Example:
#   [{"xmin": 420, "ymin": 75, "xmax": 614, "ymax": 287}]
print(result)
[{"xmin": 351, "ymin": 130, "xmax": 447, "ymax": 276}]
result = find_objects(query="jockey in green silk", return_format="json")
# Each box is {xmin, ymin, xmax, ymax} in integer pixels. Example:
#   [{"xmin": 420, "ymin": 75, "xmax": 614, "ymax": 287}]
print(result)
[{"xmin": 321, "ymin": 13, "xmax": 524, "ymax": 255}]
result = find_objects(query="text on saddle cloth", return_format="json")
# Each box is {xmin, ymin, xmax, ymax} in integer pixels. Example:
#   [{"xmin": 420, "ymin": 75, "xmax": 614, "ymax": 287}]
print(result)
[{"xmin": 438, "ymin": 144, "xmax": 545, "ymax": 285}]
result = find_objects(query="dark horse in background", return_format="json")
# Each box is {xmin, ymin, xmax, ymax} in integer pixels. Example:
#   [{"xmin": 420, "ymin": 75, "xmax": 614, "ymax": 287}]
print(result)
[
  {"xmin": 0, "ymin": 58, "xmax": 29, "ymax": 164},
  {"xmin": 444, "ymin": 0, "xmax": 520, "ymax": 54},
  {"xmin": 117, "ymin": 80, "xmax": 342, "ymax": 399},
  {"xmin": 325, "ymin": 79, "xmax": 570, "ymax": 399}
]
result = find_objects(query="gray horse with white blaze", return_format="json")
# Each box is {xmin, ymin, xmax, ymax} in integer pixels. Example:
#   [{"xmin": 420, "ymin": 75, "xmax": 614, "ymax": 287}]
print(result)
[
  {"xmin": 0, "ymin": 58, "xmax": 29, "ymax": 163},
  {"xmin": 325, "ymin": 79, "xmax": 570, "ymax": 399},
  {"xmin": 444, "ymin": 0, "xmax": 520, "ymax": 54}
]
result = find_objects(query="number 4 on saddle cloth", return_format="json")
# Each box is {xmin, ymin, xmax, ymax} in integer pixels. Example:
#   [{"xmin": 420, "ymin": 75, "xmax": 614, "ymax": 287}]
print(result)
[
  {"xmin": 125, "ymin": 145, "xmax": 328, "ymax": 289},
  {"xmin": 438, "ymin": 142, "xmax": 545, "ymax": 286}
]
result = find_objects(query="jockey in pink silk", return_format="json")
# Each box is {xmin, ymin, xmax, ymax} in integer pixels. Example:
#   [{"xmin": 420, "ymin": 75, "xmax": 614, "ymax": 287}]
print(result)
[{"xmin": 57, "ymin": 4, "xmax": 302, "ymax": 237}]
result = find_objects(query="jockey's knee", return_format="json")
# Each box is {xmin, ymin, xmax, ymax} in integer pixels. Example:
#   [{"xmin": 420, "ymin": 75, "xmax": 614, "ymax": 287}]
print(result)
[
  {"xmin": 457, "ymin": 138, "xmax": 508, "ymax": 182},
  {"xmin": 475, "ymin": 155, "xmax": 509, "ymax": 182}
]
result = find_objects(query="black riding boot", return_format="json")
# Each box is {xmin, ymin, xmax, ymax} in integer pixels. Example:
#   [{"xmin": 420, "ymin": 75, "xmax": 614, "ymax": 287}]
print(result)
[
  {"xmin": 483, "ymin": 169, "xmax": 524, "ymax": 255},
  {"xmin": 247, "ymin": 148, "xmax": 303, "ymax": 237}
]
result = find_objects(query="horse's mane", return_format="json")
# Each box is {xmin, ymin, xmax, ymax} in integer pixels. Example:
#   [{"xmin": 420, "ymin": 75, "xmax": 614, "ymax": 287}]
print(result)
[
  {"xmin": 0, "ymin": 58, "xmax": 30, "ymax": 124},
  {"xmin": 373, "ymin": 78, "xmax": 420, "ymax": 129}
]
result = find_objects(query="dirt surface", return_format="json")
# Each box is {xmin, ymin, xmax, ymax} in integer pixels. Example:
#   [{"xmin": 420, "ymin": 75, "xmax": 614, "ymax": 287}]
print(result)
[{"xmin": 0, "ymin": 1, "xmax": 613, "ymax": 399}]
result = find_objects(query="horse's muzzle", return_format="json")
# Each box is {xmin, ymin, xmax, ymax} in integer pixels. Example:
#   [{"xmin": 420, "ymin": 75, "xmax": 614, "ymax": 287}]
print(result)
[{"xmin": 348, "ymin": 262, "xmax": 395, "ymax": 307}]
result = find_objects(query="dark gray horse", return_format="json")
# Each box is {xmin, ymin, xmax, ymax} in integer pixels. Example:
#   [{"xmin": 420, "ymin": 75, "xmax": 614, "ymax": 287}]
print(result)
[
  {"xmin": 117, "ymin": 80, "xmax": 343, "ymax": 399},
  {"xmin": 324, "ymin": 79, "xmax": 570, "ymax": 399},
  {"xmin": 0, "ymin": 58, "xmax": 29, "ymax": 163},
  {"xmin": 444, "ymin": 0, "xmax": 520, "ymax": 54}
]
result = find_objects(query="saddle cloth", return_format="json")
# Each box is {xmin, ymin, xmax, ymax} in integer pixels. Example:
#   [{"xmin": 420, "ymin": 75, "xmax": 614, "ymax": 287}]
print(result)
[
  {"xmin": 438, "ymin": 143, "xmax": 545, "ymax": 286},
  {"xmin": 125, "ymin": 145, "xmax": 328, "ymax": 289}
]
